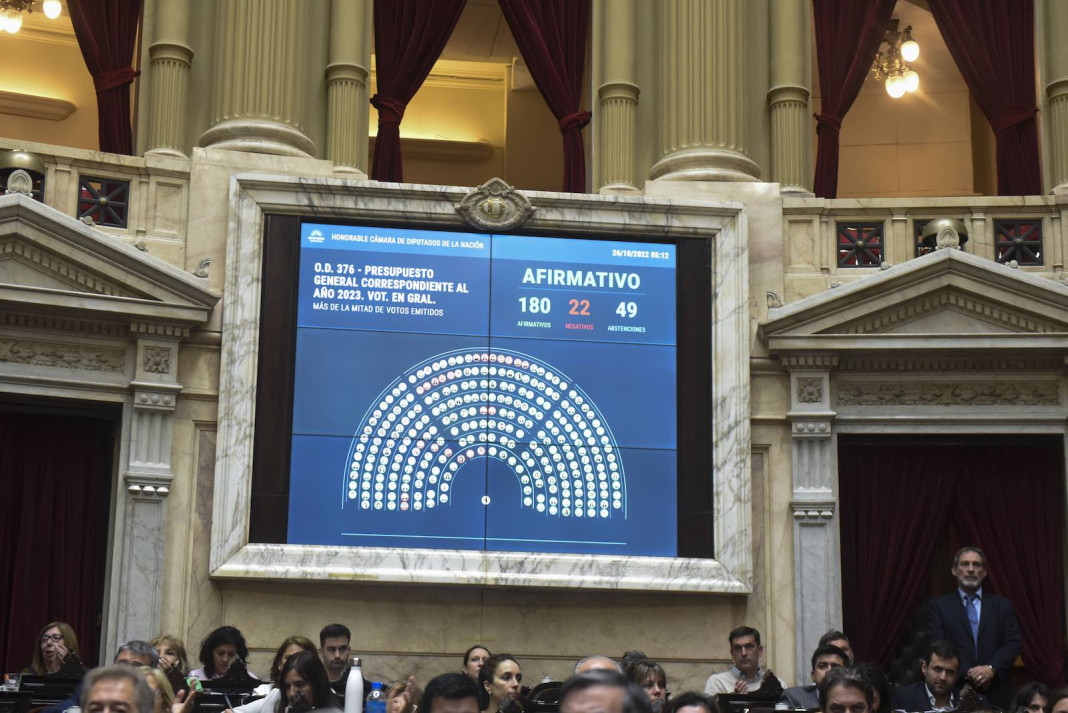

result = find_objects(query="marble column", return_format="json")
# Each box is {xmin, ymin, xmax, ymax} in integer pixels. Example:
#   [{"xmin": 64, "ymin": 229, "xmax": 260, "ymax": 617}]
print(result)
[
  {"xmin": 199, "ymin": 0, "xmax": 315, "ymax": 157},
  {"xmin": 114, "ymin": 329, "xmax": 182, "ymax": 644},
  {"xmin": 649, "ymin": 0, "xmax": 761, "ymax": 182},
  {"xmin": 784, "ymin": 354, "xmax": 841, "ymax": 685},
  {"xmin": 1045, "ymin": 0, "xmax": 1068, "ymax": 192},
  {"xmin": 145, "ymin": 0, "xmax": 193, "ymax": 157},
  {"xmin": 326, "ymin": 0, "xmax": 371, "ymax": 175},
  {"xmin": 768, "ymin": 0, "xmax": 812, "ymax": 194},
  {"xmin": 595, "ymin": 0, "xmax": 640, "ymax": 194}
]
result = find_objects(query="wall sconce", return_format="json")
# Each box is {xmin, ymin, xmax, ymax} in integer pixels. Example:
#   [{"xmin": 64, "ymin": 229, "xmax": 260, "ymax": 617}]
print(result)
[{"xmin": 871, "ymin": 20, "xmax": 920, "ymax": 99}]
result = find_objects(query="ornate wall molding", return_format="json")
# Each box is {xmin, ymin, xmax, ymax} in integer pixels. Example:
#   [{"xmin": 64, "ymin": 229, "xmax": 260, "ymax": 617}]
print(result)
[
  {"xmin": 0, "ymin": 238, "xmax": 138, "ymax": 297},
  {"xmin": 838, "ymin": 355, "xmax": 1066, "ymax": 373},
  {"xmin": 0, "ymin": 337, "xmax": 126, "ymax": 373},
  {"xmin": 837, "ymin": 291, "xmax": 1060, "ymax": 335},
  {"xmin": 781, "ymin": 354, "xmax": 838, "ymax": 369},
  {"xmin": 142, "ymin": 346, "xmax": 172, "ymax": 374},
  {"xmin": 455, "ymin": 178, "xmax": 535, "ymax": 232},
  {"xmin": 835, "ymin": 381, "xmax": 1061, "ymax": 407},
  {"xmin": 796, "ymin": 377, "xmax": 823, "ymax": 403},
  {"xmin": 790, "ymin": 499, "xmax": 836, "ymax": 522}
]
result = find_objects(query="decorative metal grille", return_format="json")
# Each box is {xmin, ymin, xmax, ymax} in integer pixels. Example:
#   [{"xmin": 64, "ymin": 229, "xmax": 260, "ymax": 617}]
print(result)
[
  {"xmin": 994, "ymin": 219, "xmax": 1043, "ymax": 265},
  {"xmin": 836, "ymin": 221, "xmax": 885, "ymax": 267},
  {"xmin": 77, "ymin": 176, "xmax": 130, "ymax": 228}
]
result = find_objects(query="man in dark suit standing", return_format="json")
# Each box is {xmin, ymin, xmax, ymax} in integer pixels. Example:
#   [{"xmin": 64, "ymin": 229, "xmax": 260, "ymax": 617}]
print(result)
[{"xmin": 927, "ymin": 546, "xmax": 1021, "ymax": 708}]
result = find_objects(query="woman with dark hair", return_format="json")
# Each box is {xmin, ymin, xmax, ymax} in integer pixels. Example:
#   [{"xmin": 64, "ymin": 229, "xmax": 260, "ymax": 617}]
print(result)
[
  {"xmin": 625, "ymin": 656, "xmax": 667, "ymax": 711},
  {"xmin": 24, "ymin": 622, "xmax": 83, "ymax": 675},
  {"xmin": 463, "ymin": 646, "xmax": 491, "ymax": 682},
  {"xmin": 274, "ymin": 651, "xmax": 340, "ymax": 713},
  {"xmin": 191, "ymin": 626, "xmax": 253, "ymax": 680},
  {"xmin": 854, "ymin": 663, "xmax": 891, "ymax": 713},
  {"xmin": 1011, "ymin": 683, "xmax": 1050, "ymax": 713},
  {"xmin": 479, "ymin": 654, "xmax": 522, "ymax": 713},
  {"xmin": 1046, "ymin": 688, "xmax": 1068, "ymax": 713},
  {"xmin": 662, "ymin": 692, "xmax": 714, "ymax": 713}
]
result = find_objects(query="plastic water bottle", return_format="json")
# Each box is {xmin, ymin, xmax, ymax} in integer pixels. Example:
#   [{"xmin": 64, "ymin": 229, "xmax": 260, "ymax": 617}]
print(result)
[
  {"xmin": 344, "ymin": 657, "xmax": 364, "ymax": 713},
  {"xmin": 366, "ymin": 681, "xmax": 386, "ymax": 713}
]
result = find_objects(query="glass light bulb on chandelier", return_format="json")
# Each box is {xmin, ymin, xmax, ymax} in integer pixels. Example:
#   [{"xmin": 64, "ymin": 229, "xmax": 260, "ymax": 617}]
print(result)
[
  {"xmin": 901, "ymin": 39, "xmax": 920, "ymax": 63},
  {"xmin": 43, "ymin": 0, "xmax": 61, "ymax": 19},
  {"xmin": 904, "ymin": 70, "xmax": 919, "ymax": 93},
  {"xmin": 886, "ymin": 74, "xmax": 907, "ymax": 98},
  {"xmin": 1, "ymin": 8, "xmax": 22, "ymax": 33}
]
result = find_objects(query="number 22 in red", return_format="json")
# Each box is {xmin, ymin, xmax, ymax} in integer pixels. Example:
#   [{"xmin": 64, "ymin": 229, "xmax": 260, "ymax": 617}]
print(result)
[{"xmin": 568, "ymin": 298, "xmax": 591, "ymax": 316}]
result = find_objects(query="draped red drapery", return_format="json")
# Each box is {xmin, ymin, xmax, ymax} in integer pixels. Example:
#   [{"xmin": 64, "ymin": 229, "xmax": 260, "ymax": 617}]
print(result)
[
  {"xmin": 840, "ymin": 440, "xmax": 1065, "ymax": 687},
  {"xmin": 811, "ymin": 0, "xmax": 896, "ymax": 198},
  {"xmin": 68, "ymin": 0, "xmax": 143, "ymax": 155},
  {"xmin": 370, "ymin": 0, "xmax": 467, "ymax": 182},
  {"xmin": 498, "ymin": 0, "xmax": 590, "ymax": 193},
  {"xmin": 0, "ymin": 412, "xmax": 114, "ymax": 673},
  {"xmin": 927, "ymin": 0, "xmax": 1042, "ymax": 196}
]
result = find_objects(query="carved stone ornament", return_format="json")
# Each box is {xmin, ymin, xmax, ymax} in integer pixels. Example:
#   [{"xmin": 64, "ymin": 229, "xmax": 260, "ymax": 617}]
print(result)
[
  {"xmin": 5, "ymin": 169, "xmax": 33, "ymax": 196},
  {"xmin": 797, "ymin": 377, "xmax": 823, "ymax": 403},
  {"xmin": 142, "ymin": 346, "xmax": 172, "ymax": 374},
  {"xmin": 0, "ymin": 338, "xmax": 125, "ymax": 372},
  {"xmin": 455, "ymin": 177, "xmax": 535, "ymax": 232},
  {"xmin": 836, "ymin": 381, "xmax": 1060, "ymax": 407}
]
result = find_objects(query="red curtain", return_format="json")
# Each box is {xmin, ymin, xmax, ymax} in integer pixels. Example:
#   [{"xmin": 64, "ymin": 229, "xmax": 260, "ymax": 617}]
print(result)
[
  {"xmin": 0, "ymin": 412, "xmax": 114, "ymax": 673},
  {"xmin": 811, "ymin": 0, "xmax": 896, "ymax": 198},
  {"xmin": 927, "ymin": 0, "xmax": 1042, "ymax": 196},
  {"xmin": 498, "ymin": 0, "xmax": 590, "ymax": 193},
  {"xmin": 371, "ymin": 0, "xmax": 467, "ymax": 182},
  {"xmin": 955, "ymin": 445, "xmax": 1065, "ymax": 686},
  {"xmin": 68, "ymin": 0, "xmax": 143, "ymax": 155},
  {"xmin": 840, "ymin": 444, "xmax": 960, "ymax": 665},
  {"xmin": 840, "ymin": 440, "xmax": 1066, "ymax": 688}
]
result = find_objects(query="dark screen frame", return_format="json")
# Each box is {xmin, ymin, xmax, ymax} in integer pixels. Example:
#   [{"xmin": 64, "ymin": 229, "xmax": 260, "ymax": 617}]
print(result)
[{"xmin": 249, "ymin": 214, "xmax": 714, "ymax": 558}]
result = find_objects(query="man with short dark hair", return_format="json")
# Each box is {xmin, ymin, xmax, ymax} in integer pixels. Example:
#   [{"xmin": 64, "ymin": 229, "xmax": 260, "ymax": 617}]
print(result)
[
  {"xmin": 560, "ymin": 670, "xmax": 651, "ymax": 713},
  {"xmin": 818, "ymin": 668, "xmax": 872, "ymax": 713},
  {"xmin": 927, "ymin": 546, "xmax": 1020, "ymax": 708},
  {"xmin": 115, "ymin": 641, "xmax": 159, "ymax": 669},
  {"xmin": 81, "ymin": 666, "xmax": 155, "ymax": 713},
  {"xmin": 892, "ymin": 641, "xmax": 962, "ymax": 713},
  {"xmin": 818, "ymin": 632, "xmax": 853, "ymax": 665},
  {"xmin": 780, "ymin": 645, "xmax": 848, "ymax": 709},
  {"xmin": 704, "ymin": 627, "xmax": 766, "ymax": 696},
  {"xmin": 423, "ymin": 673, "xmax": 481, "ymax": 713},
  {"xmin": 319, "ymin": 624, "xmax": 352, "ymax": 684}
]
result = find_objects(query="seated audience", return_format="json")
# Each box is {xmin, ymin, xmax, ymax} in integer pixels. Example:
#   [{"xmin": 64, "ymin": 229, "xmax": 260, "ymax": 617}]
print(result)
[
  {"xmin": 387, "ymin": 679, "xmax": 423, "ymax": 713},
  {"xmin": 624, "ymin": 656, "xmax": 667, "ymax": 711},
  {"xmin": 191, "ymin": 626, "xmax": 255, "ymax": 681},
  {"xmin": 852, "ymin": 664, "xmax": 889, "ymax": 713},
  {"xmin": 817, "ymin": 633, "xmax": 853, "ymax": 665},
  {"xmin": 662, "ymin": 692, "xmax": 714, "ymax": 713},
  {"xmin": 463, "ymin": 646, "xmax": 492, "ymax": 683},
  {"xmin": 575, "ymin": 656, "xmax": 623, "ymax": 675},
  {"xmin": 82, "ymin": 666, "xmax": 156, "ymax": 713},
  {"xmin": 704, "ymin": 627, "xmax": 767, "ymax": 696},
  {"xmin": 560, "ymin": 670, "xmax": 652, "ymax": 713},
  {"xmin": 891, "ymin": 640, "xmax": 962, "ymax": 713},
  {"xmin": 151, "ymin": 636, "xmax": 190, "ymax": 675},
  {"xmin": 423, "ymin": 673, "xmax": 481, "ymax": 713},
  {"xmin": 26, "ymin": 621, "xmax": 84, "ymax": 675},
  {"xmin": 479, "ymin": 654, "xmax": 522, "ymax": 713},
  {"xmin": 1011, "ymin": 683, "xmax": 1050, "ymax": 713},
  {"xmin": 275, "ymin": 651, "xmax": 340, "ymax": 713},
  {"xmin": 817, "ymin": 668, "xmax": 872, "ymax": 713},
  {"xmin": 231, "ymin": 635, "xmax": 319, "ymax": 713},
  {"xmin": 780, "ymin": 645, "xmax": 848, "ymax": 709}
]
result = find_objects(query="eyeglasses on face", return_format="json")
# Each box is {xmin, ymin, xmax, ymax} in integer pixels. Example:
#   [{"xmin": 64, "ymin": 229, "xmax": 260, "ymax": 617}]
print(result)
[{"xmin": 40, "ymin": 634, "xmax": 65, "ymax": 643}]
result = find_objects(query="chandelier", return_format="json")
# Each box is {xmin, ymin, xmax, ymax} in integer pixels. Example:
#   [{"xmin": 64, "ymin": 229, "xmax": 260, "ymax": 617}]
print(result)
[
  {"xmin": 1, "ymin": 0, "xmax": 62, "ymax": 34},
  {"xmin": 871, "ymin": 19, "xmax": 920, "ymax": 99}
]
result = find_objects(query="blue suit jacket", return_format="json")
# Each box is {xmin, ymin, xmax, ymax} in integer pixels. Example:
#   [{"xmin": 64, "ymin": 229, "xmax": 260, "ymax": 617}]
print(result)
[{"xmin": 927, "ymin": 591, "xmax": 1021, "ymax": 707}]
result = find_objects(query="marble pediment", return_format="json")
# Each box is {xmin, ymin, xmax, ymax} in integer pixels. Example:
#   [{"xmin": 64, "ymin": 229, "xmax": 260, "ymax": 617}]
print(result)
[
  {"xmin": 0, "ymin": 193, "xmax": 217, "ymax": 331},
  {"xmin": 760, "ymin": 249, "xmax": 1068, "ymax": 354}
]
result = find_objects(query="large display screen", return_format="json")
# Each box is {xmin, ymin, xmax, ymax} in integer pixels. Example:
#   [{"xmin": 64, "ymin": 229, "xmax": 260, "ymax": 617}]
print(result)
[{"xmin": 287, "ymin": 223, "xmax": 678, "ymax": 556}]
